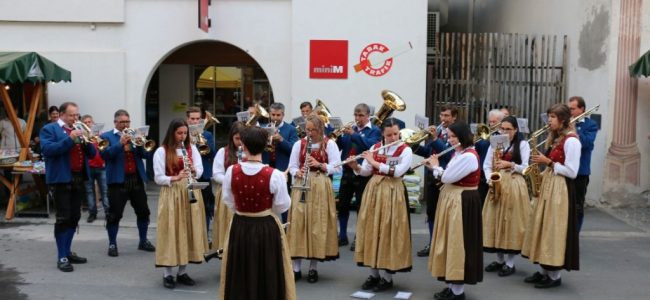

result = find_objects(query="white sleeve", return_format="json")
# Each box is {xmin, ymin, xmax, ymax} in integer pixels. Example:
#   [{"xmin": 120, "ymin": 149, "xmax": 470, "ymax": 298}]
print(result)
[
  {"xmin": 288, "ymin": 141, "xmax": 301, "ymax": 177},
  {"xmin": 513, "ymin": 141, "xmax": 530, "ymax": 174},
  {"xmin": 354, "ymin": 144, "xmax": 375, "ymax": 177},
  {"xmin": 212, "ymin": 148, "xmax": 226, "ymax": 184},
  {"xmin": 221, "ymin": 166, "xmax": 235, "ymax": 211},
  {"xmin": 483, "ymin": 145, "xmax": 494, "ymax": 178},
  {"xmin": 377, "ymin": 147, "xmax": 413, "ymax": 177},
  {"xmin": 553, "ymin": 137, "xmax": 581, "ymax": 179},
  {"xmin": 270, "ymin": 169, "xmax": 291, "ymax": 215},
  {"xmin": 191, "ymin": 145, "xmax": 203, "ymax": 179},
  {"xmin": 441, "ymin": 152, "xmax": 479, "ymax": 184},
  {"xmin": 325, "ymin": 139, "xmax": 342, "ymax": 175},
  {"xmin": 153, "ymin": 147, "xmax": 172, "ymax": 186}
]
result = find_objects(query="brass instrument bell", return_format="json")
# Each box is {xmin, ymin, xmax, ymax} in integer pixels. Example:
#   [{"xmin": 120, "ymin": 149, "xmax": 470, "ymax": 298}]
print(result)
[
  {"xmin": 373, "ymin": 90, "xmax": 406, "ymax": 126},
  {"xmin": 245, "ymin": 104, "xmax": 269, "ymax": 127},
  {"xmin": 313, "ymin": 99, "xmax": 333, "ymax": 124}
]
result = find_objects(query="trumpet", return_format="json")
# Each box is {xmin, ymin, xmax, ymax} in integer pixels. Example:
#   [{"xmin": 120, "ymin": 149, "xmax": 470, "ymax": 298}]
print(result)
[
  {"xmin": 122, "ymin": 128, "xmax": 156, "ymax": 152},
  {"xmin": 90, "ymin": 136, "xmax": 110, "ymax": 151},
  {"xmin": 328, "ymin": 121, "xmax": 357, "ymax": 139}
]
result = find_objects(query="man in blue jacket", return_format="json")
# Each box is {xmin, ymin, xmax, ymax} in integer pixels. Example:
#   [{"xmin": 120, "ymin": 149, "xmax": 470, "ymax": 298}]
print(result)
[
  {"xmin": 413, "ymin": 104, "xmax": 457, "ymax": 257},
  {"xmin": 263, "ymin": 102, "xmax": 298, "ymax": 222},
  {"xmin": 40, "ymin": 102, "xmax": 95, "ymax": 272},
  {"xmin": 336, "ymin": 103, "xmax": 381, "ymax": 250},
  {"xmin": 569, "ymin": 96, "xmax": 598, "ymax": 232},
  {"xmin": 186, "ymin": 106, "xmax": 216, "ymax": 232},
  {"xmin": 100, "ymin": 109, "xmax": 155, "ymax": 257}
]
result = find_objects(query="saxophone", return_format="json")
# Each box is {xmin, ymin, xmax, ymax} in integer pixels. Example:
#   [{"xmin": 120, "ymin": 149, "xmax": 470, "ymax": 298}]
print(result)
[
  {"xmin": 488, "ymin": 142, "xmax": 503, "ymax": 200},
  {"xmin": 522, "ymin": 134, "xmax": 541, "ymax": 198},
  {"xmin": 180, "ymin": 142, "xmax": 198, "ymax": 204}
]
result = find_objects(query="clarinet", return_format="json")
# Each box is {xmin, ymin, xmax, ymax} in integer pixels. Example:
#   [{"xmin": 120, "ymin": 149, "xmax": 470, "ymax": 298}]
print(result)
[{"xmin": 180, "ymin": 142, "xmax": 198, "ymax": 204}]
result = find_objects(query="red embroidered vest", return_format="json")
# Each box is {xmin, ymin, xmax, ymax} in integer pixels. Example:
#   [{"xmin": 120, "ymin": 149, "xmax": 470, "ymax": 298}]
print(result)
[
  {"xmin": 454, "ymin": 148, "xmax": 481, "ymax": 187},
  {"xmin": 371, "ymin": 142, "xmax": 408, "ymax": 176},
  {"xmin": 299, "ymin": 138, "xmax": 329, "ymax": 171},
  {"xmin": 231, "ymin": 164, "xmax": 274, "ymax": 213},
  {"xmin": 63, "ymin": 127, "xmax": 84, "ymax": 172},
  {"xmin": 124, "ymin": 150, "xmax": 137, "ymax": 174},
  {"xmin": 547, "ymin": 133, "xmax": 577, "ymax": 164},
  {"xmin": 165, "ymin": 146, "xmax": 193, "ymax": 176}
]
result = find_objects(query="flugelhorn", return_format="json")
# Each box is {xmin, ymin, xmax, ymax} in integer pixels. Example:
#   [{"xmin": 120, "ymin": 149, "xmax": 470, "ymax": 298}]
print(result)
[
  {"xmin": 372, "ymin": 90, "xmax": 406, "ymax": 126},
  {"xmin": 122, "ymin": 128, "xmax": 156, "ymax": 152},
  {"xmin": 328, "ymin": 121, "xmax": 357, "ymax": 139}
]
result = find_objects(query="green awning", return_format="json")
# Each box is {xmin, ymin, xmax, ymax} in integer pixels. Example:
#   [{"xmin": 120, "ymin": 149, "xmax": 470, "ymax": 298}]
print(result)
[
  {"xmin": 629, "ymin": 49, "xmax": 650, "ymax": 77},
  {"xmin": 0, "ymin": 52, "xmax": 71, "ymax": 84}
]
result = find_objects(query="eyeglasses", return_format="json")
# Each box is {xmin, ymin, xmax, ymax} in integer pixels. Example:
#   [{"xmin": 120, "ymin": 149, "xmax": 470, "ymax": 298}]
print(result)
[
  {"xmin": 354, "ymin": 114, "xmax": 367, "ymax": 117},
  {"xmin": 117, "ymin": 120, "xmax": 131, "ymax": 124}
]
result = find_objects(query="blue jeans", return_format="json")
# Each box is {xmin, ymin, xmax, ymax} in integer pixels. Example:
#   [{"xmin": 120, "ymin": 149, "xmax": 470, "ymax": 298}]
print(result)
[{"xmin": 85, "ymin": 167, "xmax": 109, "ymax": 214}]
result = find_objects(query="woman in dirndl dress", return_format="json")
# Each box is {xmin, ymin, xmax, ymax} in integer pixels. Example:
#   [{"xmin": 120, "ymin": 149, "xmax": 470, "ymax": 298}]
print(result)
[
  {"xmin": 347, "ymin": 118, "xmax": 413, "ymax": 293},
  {"xmin": 521, "ymin": 103, "xmax": 581, "ymax": 288},
  {"xmin": 482, "ymin": 116, "xmax": 532, "ymax": 277},
  {"xmin": 209, "ymin": 121, "xmax": 245, "ymax": 254},
  {"xmin": 153, "ymin": 118, "xmax": 209, "ymax": 289},
  {"xmin": 425, "ymin": 121, "xmax": 483, "ymax": 300},
  {"xmin": 219, "ymin": 126, "xmax": 295, "ymax": 300},
  {"xmin": 286, "ymin": 115, "xmax": 341, "ymax": 283}
]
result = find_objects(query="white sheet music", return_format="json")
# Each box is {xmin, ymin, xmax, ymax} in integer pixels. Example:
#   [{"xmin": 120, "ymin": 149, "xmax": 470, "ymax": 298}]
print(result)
[
  {"xmin": 236, "ymin": 111, "xmax": 250, "ymax": 123},
  {"xmin": 490, "ymin": 134, "xmax": 510, "ymax": 149},
  {"xmin": 90, "ymin": 123, "xmax": 104, "ymax": 135},
  {"xmin": 517, "ymin": 118, "xmax": 530, "ymax": 133},
  {"xmin": 414, "ymin": 114, "xmax": 429, "ymax": 130}
]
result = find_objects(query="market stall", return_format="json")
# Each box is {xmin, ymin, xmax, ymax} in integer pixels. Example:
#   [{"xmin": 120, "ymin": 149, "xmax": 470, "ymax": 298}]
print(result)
[{"xmin": 0, "ymin": 52, "xmax": 71, "ymax": 220}]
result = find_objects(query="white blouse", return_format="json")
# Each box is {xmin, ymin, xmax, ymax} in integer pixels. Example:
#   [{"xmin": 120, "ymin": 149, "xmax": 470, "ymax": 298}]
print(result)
[
  {"xmin": 550, "ymin": 136, "xmax": 581, "ymax": 179},
  {"xmin": 483, "ymin": 140, "xmax": 530, "ymax": 178},
  {"xmin": 153, "ymin": 145, "xmax": 203, "ymax": 187},
  {"xmin": 288, "ymin": 139, "xmax": 341, "ymax": 177},
  {"xmin": 355, "ymin": 143, "xmax": 413, "ymax": 178},
  {"xmin": 431, "ymin": 147, "xmax": 479, "ymax": 184},
  {"xmin": 212, "ymin": 147, "xmax": 227, "ymax": 184},
  {"xmin": 221, "ymin": 161, "xmax": 291, "ymax": 216}
]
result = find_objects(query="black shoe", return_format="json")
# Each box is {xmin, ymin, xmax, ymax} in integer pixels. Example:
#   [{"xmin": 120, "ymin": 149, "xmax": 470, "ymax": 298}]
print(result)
[
  {"xmin": 176, "ymin": 273, "xmax": 195, "ymax": 286},
  {"xmin": 87, "ymin": 213, "xmax": 97, "ymax": 223},
  {"xmin": 434, "ymin": 287, "xmax": 452, "ymax": 300},
  {"xmin": 372, "ymin": 278, "xmax": 393, "ymax": 292},
  {"xmin": 417, "ymin": 244, "xmax": 430, "ymax": 257},
  {"xmin": 307, "ymin": 270, "xmax": 318, "ymax": 283},
  {"xmin": 524, "ymin": 271, "xmax": 545, "ymax": 283},
  {"xmin": 439, "ymin": 292, "xmax": 465, "ymax": 300},
  {"xmin": 163, "ymin": 276, "xmax": 175, "ymax": 289},
  {"xmin": 294, "ymin": 271, "xmax": 302, "ymax": 281},
  {"xmin": 498, "ymin": 265, "xmax": 516, "ymax": 277},
  {"xmin": 138, "ymin": 240, "xmax": 156, "ymax": 252},
  {"xmin": 108, "ymin": 244, "xmax": 119, "ymax": 257},
  {"xmin": 67, "ymin": 252, "xmax": 87, "ymax": 264},
  {"xmin": 485, "ymin": 261, "xmax": 505, "ymax": 272},
  {"xmin": 350, "ymin": 240, "xmax": 356, "ymax": 252},
  {"xmin": 535, "ymin": 277, "xmax": 561, "ymax": 289},
  {"xmin": 361, "ymin": 275, "xmax": 380, "ymax": 290},
  {"xmin": 338, "ymin": 237, "xmax": 349, "ymax": 247},
  {"xmin": 57, "ymin": 258, "xmax": 74, "ymax": 272}
]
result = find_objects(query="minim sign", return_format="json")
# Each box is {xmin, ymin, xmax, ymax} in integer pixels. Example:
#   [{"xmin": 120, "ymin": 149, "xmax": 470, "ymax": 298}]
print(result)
[{"xmin": 309, "ymin": 40, "xmax": 348, "ymax": 79}]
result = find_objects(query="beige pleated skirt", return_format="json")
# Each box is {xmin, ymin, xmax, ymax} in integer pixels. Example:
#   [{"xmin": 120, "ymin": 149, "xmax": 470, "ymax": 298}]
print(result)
[
  {"xmin": 482, "ymin": 171, "xmax": 532, "ymax": 252},
  {"xmin": 211, "ymin": 183, "xmax": 233, "ymax": 252},
  {"xmin": 286, "ymin": 172, "xmax": 339, "ymax": 260},
  {"xmin": 155, "ymin": 180, "xmax": 209, "ymax": 267},
  {"xmin": 521, "ymin": 169, "xmax": 579, "ymax": 269},
  {"xmin": 355, "ymin": 175, "xmax": 412, "ymax": 272}
]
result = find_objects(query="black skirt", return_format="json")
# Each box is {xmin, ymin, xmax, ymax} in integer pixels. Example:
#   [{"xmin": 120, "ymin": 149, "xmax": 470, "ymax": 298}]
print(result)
[
  {"xmin": 542, "ymin": 177, "xmax": 580, "ymax": 271},
  {"xmin": 439, "ymin": 189, "xmax": 483, "ymax": 285},
  {"xmin": 223, "ymin": 214, "xmax": 288, "ymax": 300}
]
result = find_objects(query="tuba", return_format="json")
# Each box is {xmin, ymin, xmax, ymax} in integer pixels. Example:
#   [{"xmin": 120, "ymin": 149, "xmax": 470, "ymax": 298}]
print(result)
[
  {"xmin": 245, "ymin": 104, "xmax": 269, "ymax": 127},
  {"xmin": 312, "ymin": 99, "xmax": 333, "ymax": 124},
  {"xmin": 372, "ymin": 90, "xmax": 406, "ymax": 126}
]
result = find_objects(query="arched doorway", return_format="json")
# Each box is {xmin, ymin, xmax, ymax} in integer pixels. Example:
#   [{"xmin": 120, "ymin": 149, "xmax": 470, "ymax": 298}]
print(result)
[{"xmin": 144, "ymin": 40, "xmax": 274, "ymax": 148}]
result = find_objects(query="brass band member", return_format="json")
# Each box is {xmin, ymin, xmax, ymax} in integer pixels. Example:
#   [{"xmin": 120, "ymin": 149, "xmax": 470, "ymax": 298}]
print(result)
[
  {"xmin": 336, "ymin": 103, "xmax": 381, "ymax": 249},
  {"xmin": 482, "ymin": 116, "xmax": 532, "ymax": 277},
  {"xmin": 522, "ymin": 104, "xmax": 581, "ymax": 288},
  {"xmin": 101, "ymin": 110, "xmax": 155, "ymax": 257},
  {"xmin": 40, "ymin": 102, "xmax": 93, "ymax": 272},
  {"xmin": 287, "ymin": 115, "xmax": 341, "ymax": 283},
  {"xmin": 426, "ymin": 121, "xmax": 483, "ymax": 300},
  {"xmin": 153, "ymin": 119, "xmax": 207, "ymax": 289},
  {"xmin": 219, "ymin": 127, "xmax": 295, "ymax": 300},
  {"xmin": 210, "ymin": 122, "xmax": 246, "ymax": 254},
  {"xmin": 348, "ymin": 118, "xmax": 413, "ymax": 293}
]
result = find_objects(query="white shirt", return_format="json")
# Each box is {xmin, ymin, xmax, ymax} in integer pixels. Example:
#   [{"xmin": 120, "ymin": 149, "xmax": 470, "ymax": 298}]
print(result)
[
  {"xmin": 484, "ymin": 140, "xmax": 530, "ymax": 179},
  {"xmin": 153, "ymin": 145, "xmax": 203, "ymax": 186},
  {"xmin": 0, "ymin": 118, "xmax": 26, "ymax": 150},
  {"xmin": 288, "ymin": 138, "xmax": 341, "ymax": 177},
  {"xmin": 550, "ymin": 136, "xmax": 581, "ymax": 179},
  {"xmin": 212, "ymin": 147, "xmax": 227, "ymax": 184},
  {"xmin": 355, "ymin": 143, "xmax": 413, "ymax": 178},
  {"xmin": 431, "ymin": 147, "xmax": 479, "ymax": 184},
  {"xmin": 221, "ymin": 161, "xmax": 291, "ymax": 216}
]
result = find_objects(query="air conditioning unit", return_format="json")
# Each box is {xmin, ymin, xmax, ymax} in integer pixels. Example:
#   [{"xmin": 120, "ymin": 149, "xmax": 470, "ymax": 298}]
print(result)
[{"xmin": 427, "ymin": 12, "xmax": 440, "ymax": 56}]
